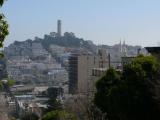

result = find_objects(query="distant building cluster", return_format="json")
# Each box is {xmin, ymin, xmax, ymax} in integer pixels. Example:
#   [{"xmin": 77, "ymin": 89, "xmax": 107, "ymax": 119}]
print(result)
[
  {"xmin": 7, "ymin": 85, "xmax": 63, "ymax": 118},
  {"xmin": 4, "ymin": 39, "xmax": 68, "ymax": 87}
]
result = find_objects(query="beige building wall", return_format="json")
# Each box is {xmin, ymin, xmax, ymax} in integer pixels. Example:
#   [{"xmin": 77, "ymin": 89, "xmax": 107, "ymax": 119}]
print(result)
[{"xmin": 77, "ymin": 52, "xmax": 108, "ymax": 95}]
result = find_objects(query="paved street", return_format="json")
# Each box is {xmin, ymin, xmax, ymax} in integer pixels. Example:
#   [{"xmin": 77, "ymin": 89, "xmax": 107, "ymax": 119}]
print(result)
[{"xmin": 0, "ymin": 92, "xmax": 10, "ymax": 120}]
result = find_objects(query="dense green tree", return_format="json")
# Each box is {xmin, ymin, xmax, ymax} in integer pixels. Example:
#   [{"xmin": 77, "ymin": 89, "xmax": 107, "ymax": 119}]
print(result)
[
  {"xmin": 7, "ymin": 78, "xmax": 14, "ymax": 86},
  {"xmin": 43, "ymin": 87, "xmax": 78, "ymax": 119},
  {"xmin": 0, "ymin": 0, "xmax": 9, "ymax": 57},
  {"xmin": 0, "ymin": 58, "xmax": 7, "ymax": 79},
  {"xmin": 94, "ymin": 55, "xmax": 160, "ymax": 120},
  {"xmin": 46, "ymin": 98, "xmax": 62, "ymax": 112},
  {"xmin": 41, "ymin": 110, "xmax": 77, "ymax": 120},
  {"xmin": 45, "ymin": 87, "xmax": 63, "ymax": 112},
  {"xmin": 2, "ymin": 78, "xmax": 14, "ymax": 87},
  {"xmin": 0, "ymin": 0, "xmax": 4, "ymax": 6},
  {"xmin": 21, "ymin": 113, "xmax": 39, "ymax": 120},
  {"xmin": 94, "ymin": 68, "xmax": 121, "ymax": 120},
  {"xmin": 47, "ymin": 87, "xmax": 63, "ymax": 99}
]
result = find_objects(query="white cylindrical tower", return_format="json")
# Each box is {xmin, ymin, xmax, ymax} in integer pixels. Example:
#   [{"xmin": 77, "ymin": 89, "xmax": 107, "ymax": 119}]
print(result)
[{"xmin": 57, "ymin": 20, "xmax": 62, "ymax": 36}]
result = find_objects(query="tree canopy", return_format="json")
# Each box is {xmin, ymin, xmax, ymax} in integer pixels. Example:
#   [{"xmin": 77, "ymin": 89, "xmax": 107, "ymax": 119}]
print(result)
[
  {"xmin": 0, "ymin": 0, "xmax": 8, "ymax": 57},
  {"xmin": 41, "ymin": 110, "xmax": 77, "ymax": 120},
  {"xmin": 21, "ymin": 113, "xmax": 39, "ymax": 120},
  {"xmin": 94, "ymin": 55, "xmax": 160, "ymax": 120},
  {"xmin": 0, "ymin": 0, "xmax": 4, "ymax": 6}
]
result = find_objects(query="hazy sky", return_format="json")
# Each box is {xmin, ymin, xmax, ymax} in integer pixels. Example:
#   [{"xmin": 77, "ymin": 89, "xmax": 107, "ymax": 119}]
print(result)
[{"xmin": 2, "ymin": 0, "xmax": 160, "ymax": 47}]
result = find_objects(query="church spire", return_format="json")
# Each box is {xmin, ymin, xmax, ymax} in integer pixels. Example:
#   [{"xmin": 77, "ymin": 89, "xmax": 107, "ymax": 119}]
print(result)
[
  {"xmin": 122, "ymin": 39, "xmax": 127, "ymax": 57},
  {"xmin": 119, "ymin": 38, "xmax": 122, "ymax": 54}
]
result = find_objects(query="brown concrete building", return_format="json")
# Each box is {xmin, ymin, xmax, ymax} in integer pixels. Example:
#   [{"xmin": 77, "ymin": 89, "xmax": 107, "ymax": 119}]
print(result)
[{"xmin": 68, "ymin": 49, "xmax": 108, "ymax": 94}]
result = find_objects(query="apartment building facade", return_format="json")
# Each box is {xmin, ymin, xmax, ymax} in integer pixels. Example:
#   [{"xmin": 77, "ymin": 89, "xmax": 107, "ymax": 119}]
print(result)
[{"xmin": 68, "ymin": 49, "xmax": 108, "ymax": 94}]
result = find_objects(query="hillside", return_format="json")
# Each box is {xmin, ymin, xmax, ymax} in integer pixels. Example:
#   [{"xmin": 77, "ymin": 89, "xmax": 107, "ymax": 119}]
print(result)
[{"xmin": 4, "ymin": 32, "xmax": 146, "ymax": 61}]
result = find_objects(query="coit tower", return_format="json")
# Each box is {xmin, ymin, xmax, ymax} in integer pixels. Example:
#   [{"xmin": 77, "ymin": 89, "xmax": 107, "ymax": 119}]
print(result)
[{"xmin": 57, "ymin": 20, "xmax": 62, "ymax": 36}]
